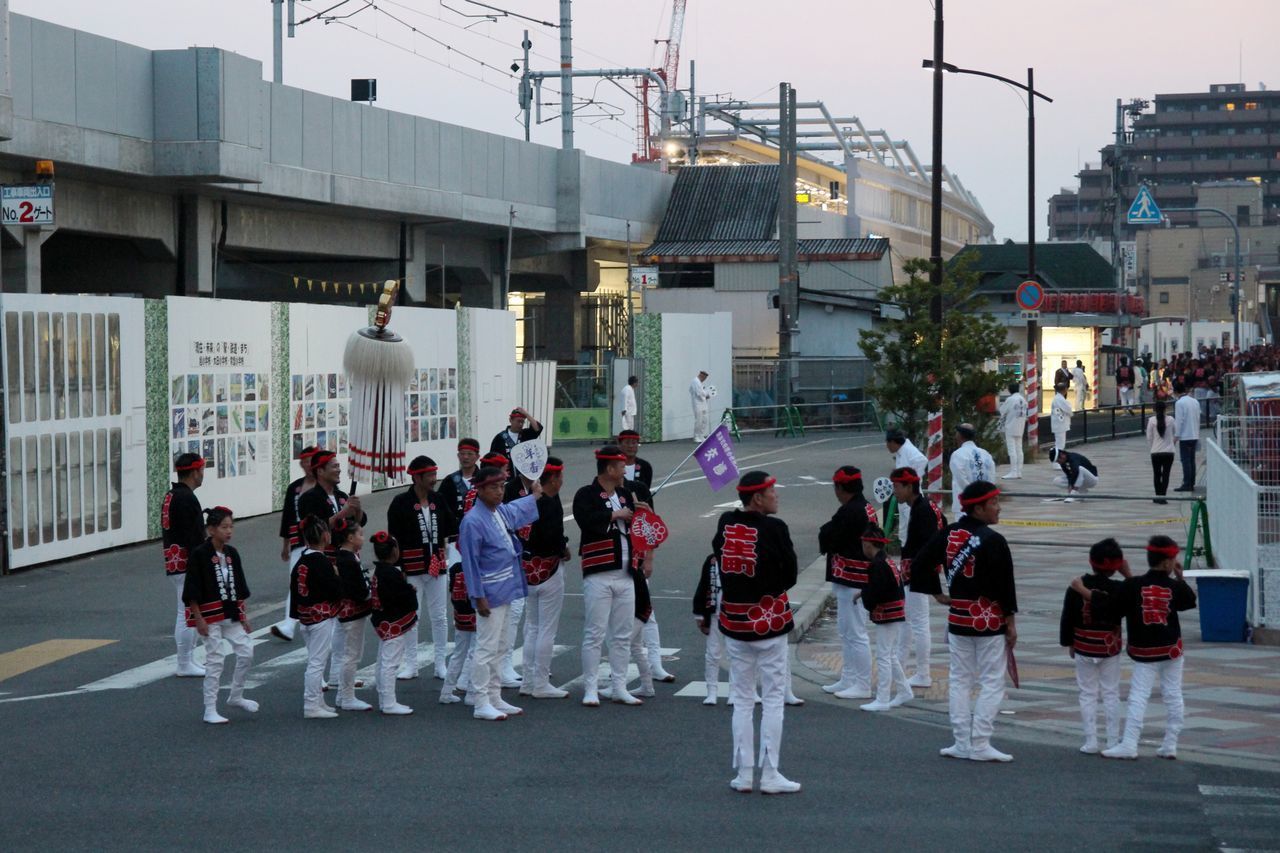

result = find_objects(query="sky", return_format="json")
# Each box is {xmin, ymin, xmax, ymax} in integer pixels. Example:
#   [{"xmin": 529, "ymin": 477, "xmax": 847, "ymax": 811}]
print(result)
[{"xmin": 17, "ymin": 1, "xmax": 1279, "ymax": 241}]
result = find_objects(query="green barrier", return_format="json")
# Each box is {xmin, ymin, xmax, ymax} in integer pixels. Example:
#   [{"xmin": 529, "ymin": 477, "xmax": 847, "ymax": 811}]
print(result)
[
  {"xmin": 1185, "ymin": 498, "xmax": 1216, "ymax": 572},
  {"xmin": 883, "ymin": 495, "xmax": 898, "ymax": 537},
  {"xmin": 554, "ymin": 408, "xmax": 611, "ymax": 441},
  {"xmin": 773, "ymin": 405, "xmax": 805, "ymax": 438},
  {"xmin": 721, "ymin": 408, "xmax": 741, "ymax": 441}
]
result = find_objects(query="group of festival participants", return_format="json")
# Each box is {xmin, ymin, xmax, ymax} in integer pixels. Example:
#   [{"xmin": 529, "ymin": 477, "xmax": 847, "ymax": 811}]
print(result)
[{"xmin": 160, "ymin": 410, "xmax": 1197, "ymax": 793}]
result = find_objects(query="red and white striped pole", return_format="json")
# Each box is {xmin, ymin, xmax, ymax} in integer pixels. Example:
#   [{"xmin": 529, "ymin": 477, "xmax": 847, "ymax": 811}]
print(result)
[
  {"xmin": 1092, "ymin": 327, "xmax": 1101, "ymax": 408},
  {"xmin": 1025, "ymin": 354, "xmax": 1038, "ymax": 457},
  {"xmin": 926, "ymin": 408, "xmax": 944, "ymax": 506}
]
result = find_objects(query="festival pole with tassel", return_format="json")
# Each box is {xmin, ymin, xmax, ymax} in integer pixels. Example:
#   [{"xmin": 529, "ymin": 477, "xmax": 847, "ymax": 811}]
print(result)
[{"xmin": 343, "ymin": 280, "xmax": 415, "ymax": 493}]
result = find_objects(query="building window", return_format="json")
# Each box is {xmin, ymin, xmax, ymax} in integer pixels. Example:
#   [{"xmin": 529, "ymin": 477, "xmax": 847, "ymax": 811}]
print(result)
[
  {"xmin": 1159, "ymin": 292, "xmax": 1170, "ymax": 304},
  {"xmin": 1224, "ymin": 102, "xmax": 1236, "ymax": 111},
  {"xmin": 1238, "ymin": 205, "xmax": 1251, "ymax": 226},
  {"xmin": 1244, "ymin": 102, "xmax": 1259, "ymax": 110}
]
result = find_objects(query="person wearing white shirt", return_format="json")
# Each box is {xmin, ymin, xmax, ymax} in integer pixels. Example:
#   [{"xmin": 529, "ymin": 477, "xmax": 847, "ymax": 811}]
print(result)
[
  {"xmin": 997, "ymin": 382, "xmax": 1028, "ymax": 479},
  {"xmin": 1146, "ymin": 400, "xmax": 1177, "ymax": 504},
  {"xmin": 620, "ymin": 375, "xmax": 638, "ymax": 431},
  {"xmin": 1072, "ymin": 361, "xmax": 1089, "ymax": 410},
  {"xmin": 1173, "ymin": 384, "xmax": 1201, "ymax": 491},
  {"xmin": 885, "ymin": 431, "xmax": 932, "ymax": 687},
  {"xmin": 689, "ymin": 370, "xmax": 712, "ymax": 442},
  {"xmin": 948, "ymin": 424, "xmax": 995, "ymax": 518},
  {"xmin": 1051, "ymin": 383, "xmax": 1073, "ymax": 453}
]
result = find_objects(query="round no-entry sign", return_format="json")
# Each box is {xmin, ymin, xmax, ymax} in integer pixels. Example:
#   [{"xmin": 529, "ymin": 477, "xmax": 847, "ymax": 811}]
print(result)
[{"xmin": 1015, "ymin": 280, "xmax": 1045, "ymax": 312}]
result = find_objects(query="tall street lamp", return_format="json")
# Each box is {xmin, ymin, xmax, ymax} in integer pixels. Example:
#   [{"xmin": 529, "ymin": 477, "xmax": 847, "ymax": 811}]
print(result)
[{"xmin": 923, "ymin": 56, "xmax": 1051, "ymax": 429}]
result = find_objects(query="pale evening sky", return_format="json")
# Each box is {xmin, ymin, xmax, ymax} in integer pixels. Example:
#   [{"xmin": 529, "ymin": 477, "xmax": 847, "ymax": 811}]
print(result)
[{"xmin": 19, "ymin": 0, "xmax": 1279, "ymax": 241}]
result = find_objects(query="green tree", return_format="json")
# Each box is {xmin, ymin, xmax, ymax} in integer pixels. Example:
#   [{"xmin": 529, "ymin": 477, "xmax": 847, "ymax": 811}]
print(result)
[{"xmin": 858, "ymin": 256, "xmax": 1015, "ymax": 451}]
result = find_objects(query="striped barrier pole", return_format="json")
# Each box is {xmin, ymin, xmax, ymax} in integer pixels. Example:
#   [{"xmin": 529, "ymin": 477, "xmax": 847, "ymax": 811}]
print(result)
[
  {"xmin": 926, "ymin": 408, "xmax": 943, "ymax": 506},
  {"xmin": 1092, "ymin": 328, "xmax": 1101, "ymax": 409},
  {"xmin": 1025, "ymin": 355, "xmax": 1038, "ymax": 457}
]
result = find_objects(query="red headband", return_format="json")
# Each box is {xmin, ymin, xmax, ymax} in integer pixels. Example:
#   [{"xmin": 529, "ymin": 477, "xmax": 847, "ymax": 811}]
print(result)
[
  {"xmin": 861, "ymin": 534, "xmax": 890, "ymax": 544},
  {"xmin": 311, "ymin": 451, "xmax": 336, "ymax": 469},
  {"xmin": 960, "ymin": 486, "xmax": 1000, "ymax": 508},
  {"xmin": 543, "ymin": 463, "xmax": 564, "ymax": 473},
  {"xmin": 595, "ymin": 451, "xmax": 627, "ymax": 461},
  {"xmin": 458, "ymin": 440, "xmax": 480, "ymax": 451},
  {"xmin": 176, "ymin": 458, "xmax": 206, "ymax": 472},
  {"xmin": 1146, "ymin": 544, "xmax": 1180, "ymax": 558},
  {"xmin": 618, "ymin": 430, "xmax": 640, "ymax": 440},
  {"xmin": 299, "ymin": 448, "xmax": 318, "ymax": 460},
  {"xmin": 1090, "ymin": 557, "xmax": 1125, "ymax": 572},
  {"xmin": 833, "ymin": 470, "xmax": 862, "ymax": 484},
  {"xmin": 407, "ymin": 464, "xmax": 438, "ymax": 475},
  {"xmin": 737, "ymin": 476, "xmax": 776, "ymax": 494},
  {"xmin": 480, "ymin": 454, "xmax": 508, "ymax": 466},
  {"xmin": 371, "ymin": 531, "xmax": 392, "ymax": 544},
  {"xmin": 891, "ymin": 470, "xmax": 920, "ymax": 484},
  {"xmin": 473, "ymin": 470, "xmax": 507, "ymax": 488}
]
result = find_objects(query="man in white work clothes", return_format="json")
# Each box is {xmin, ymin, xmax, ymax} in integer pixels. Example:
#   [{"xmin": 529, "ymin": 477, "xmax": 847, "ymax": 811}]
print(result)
[
  {"xmin": 620, "ymin": 375, "xmax": 639, "ymax": 431},
  {"xmin": 690, "ymin": 370, "xmax": 712, "ymax": 442},
  {"xmin": 1051, "ymin": 382, "xmax": 1073, "ymax": 453},
  {"xmin": 948, "ymin": 423, "xmax": 995, "ymax": 518},
  {"xmin": 998, "ymin": 382, "xmax": 1027, "ymax": 479},
  {"xmin": 885, "ymin": 428, "xmax": 928, "ymax": 541},
  {"xmin": 1072, "ymin": 360, "xmax": 1089, "ymax": 410}
]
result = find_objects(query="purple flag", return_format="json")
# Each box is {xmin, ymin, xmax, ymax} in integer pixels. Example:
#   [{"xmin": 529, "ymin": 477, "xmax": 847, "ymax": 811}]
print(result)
[{"xmin": 696, "ymin": 424, "xmax": 740, "ymax": 492}]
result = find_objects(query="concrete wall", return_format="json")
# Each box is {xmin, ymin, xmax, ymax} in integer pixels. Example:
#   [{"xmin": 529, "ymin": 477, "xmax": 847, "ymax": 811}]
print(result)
[
  {"xmin": 713, "ymin": 258, "xmax": 890, "ymax": 294},
  {"xmin": 658, "ymin": 312, "xmax": 734, "ymax": 441},
  {"xmin": 797, "ymin": 303, "xmax": 876, "ymax": 357}
]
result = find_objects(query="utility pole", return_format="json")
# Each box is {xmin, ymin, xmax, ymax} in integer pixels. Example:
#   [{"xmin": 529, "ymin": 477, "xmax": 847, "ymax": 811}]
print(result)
[
  {"xmin": 626, "ymin": 220, "xmax": 635, "ymax": 357},
  {"xmin": 1026, "ymin": 67, "xmax": 1039, "ymax": 393},
  {"xmin": 777, "ymin": 83, "xmax": 799, "ymax": 411},
  {"xmin": 559, "ymin": 0, "xmax": 574, "ymax": 150},
  {"xmin": 272, "ymin": 0, "xmax": 283, "ymax": 84},
  {"xmin": 520, "ymin": 30, "xmax": 532, "ymax": 142},
  {"xmin": 1112, "ymin": 99, "xmax": 1128, "ymax": 347},
  {"xmin": 688, "ymin": 60, "xmax": 698, "ymax": 165},
  {"xmin": 928, "ymin": 0, "xmax": 944, "ymax": 327},
  {"xmin": 504, "ymin": 206, "xmax": 515, "ymax": 311}
]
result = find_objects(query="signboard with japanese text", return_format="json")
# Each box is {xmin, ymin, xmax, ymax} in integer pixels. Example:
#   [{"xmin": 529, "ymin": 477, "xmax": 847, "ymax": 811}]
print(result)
[
  {"xmin": 189, "ymin": 340, "xmax": 254, "ymax": 369},
  {"xmin": 1, "ymin": 184, "xmax": 54, "ymax": 226}
]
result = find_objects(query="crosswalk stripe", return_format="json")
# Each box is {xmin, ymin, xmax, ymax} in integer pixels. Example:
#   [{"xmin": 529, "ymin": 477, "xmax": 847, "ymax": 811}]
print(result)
[
  {"xmin": 1200, "ymin": 786, "xmax": 1280, "ymax": 800},
  {"xmin": 674, "ymin": 680, "xmax": 731, "ymax": 698}
]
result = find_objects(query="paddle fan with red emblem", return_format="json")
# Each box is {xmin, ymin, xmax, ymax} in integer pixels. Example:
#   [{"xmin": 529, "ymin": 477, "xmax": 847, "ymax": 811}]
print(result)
[{"xmin": 629, "ymin": 506, "xmax": 669, "ymax": 554}]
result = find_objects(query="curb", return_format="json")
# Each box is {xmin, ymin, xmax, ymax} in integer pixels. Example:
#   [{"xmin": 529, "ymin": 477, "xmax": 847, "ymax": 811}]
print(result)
[{"xmin": 788, "ymin": 556, "xmax": 830, "ymax": 644}]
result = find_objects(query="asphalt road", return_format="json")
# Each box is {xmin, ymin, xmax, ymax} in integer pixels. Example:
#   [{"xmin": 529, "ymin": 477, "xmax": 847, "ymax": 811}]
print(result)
[{"xmin": 1, "ymin": 431, "xmax": 1277, "ymax": 852}]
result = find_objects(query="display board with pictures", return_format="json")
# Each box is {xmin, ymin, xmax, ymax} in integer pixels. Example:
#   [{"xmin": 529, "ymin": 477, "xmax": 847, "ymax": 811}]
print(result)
[
  {"xmin": 289, "ymin": 370, "xmax": 351, "ymax": 459},
  {"xmin": 165, "ymin": 296, "xmax": 276, "ymax": 517},
  {"xmin": 404, "ymin": 366, "xmax": 459, "ymax": 445}
]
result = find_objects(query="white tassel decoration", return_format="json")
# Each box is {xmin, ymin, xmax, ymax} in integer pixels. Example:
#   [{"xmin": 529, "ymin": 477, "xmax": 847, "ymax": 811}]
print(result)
[{"xmin": 343, "ymin": 281, "xmax": 415, "ymax": 486}]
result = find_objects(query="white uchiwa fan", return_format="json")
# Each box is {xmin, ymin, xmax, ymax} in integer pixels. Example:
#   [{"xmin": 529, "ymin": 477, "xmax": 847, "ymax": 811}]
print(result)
[{"xmin": 343, "ymin": 280, "xmax": 415, "ymax": 492}]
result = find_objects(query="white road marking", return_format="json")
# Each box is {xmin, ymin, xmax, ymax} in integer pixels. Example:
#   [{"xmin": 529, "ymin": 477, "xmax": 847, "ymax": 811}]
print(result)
[
  {"xmin": 1200, "ymin": 785, "xmax": 1280, "ymax": 800},
  {"xmin": 554, "ymin": 647, "xmax": 680, "ymax": 692},
  {"xmin": 674, "ymin": 680, "xmax": 732, "ymax": 698}
]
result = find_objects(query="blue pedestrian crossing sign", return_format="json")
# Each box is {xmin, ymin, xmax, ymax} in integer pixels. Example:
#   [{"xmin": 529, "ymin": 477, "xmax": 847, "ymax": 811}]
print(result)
[{"xmin": 1127, "ymin": 185, "xmax": 1163, "ymax": 225}]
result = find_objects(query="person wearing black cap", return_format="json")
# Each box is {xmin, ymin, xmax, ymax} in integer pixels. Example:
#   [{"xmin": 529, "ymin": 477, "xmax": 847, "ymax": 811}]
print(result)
[
  {"xmin": 715, "ymin": 470, "xmax": 800, "ymax": 794},
  {"xmin": 439, "ymin": 438, "xmax": 482, "ymax": 517},
  {"xmin": 912, "ymin": 480, "xmax": 1018, "ymax": 762},
  {"xmin": 162, "ymin": 452, "xmax": 207, "ymax": 677},
  {"xmin": 948, "ymin": 423, "xmax": 995, "ymax": 518},
  {"xmin": 572, "ymin": 445, "xmax": 642, "ymax": 706},
  {"xmin": 892, "ymin": 467, "xmax": 947, "ymax": 688},
  {"xmin": 1073, "ymin": 535, "xmax": 1197, "ymax": 760},
  {"xmin": 271, "ymin": 446, "xmax": 318, "ymax": 642},
  {"xmin": 1048, "ymin": 446, "xmax": 1099, "ymax": 503},
  {"xmin": 387, "ymin": 455, "xmax": 458, "ymax": 680},
  {"xmin": 183, "ymin": 505, "xmax": 256, "ymax": 723},
  {"xmin": 690, "ymin": 371, "xmax": 712, "ymax": 442},
  {"xmin": 1059, "ymin": 538, "xmax": 1131, "ymax": 754},
  {"xmin": 490, "ymin": 406, "xmax": 543, "ymax": 457},
  {"xmin": 818, "ymin": 465, "xmax": 876, "ymax": 700}
]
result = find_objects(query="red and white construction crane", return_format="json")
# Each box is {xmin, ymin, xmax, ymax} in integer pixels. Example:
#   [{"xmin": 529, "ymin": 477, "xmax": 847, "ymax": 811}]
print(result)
[{"xmin": 634, "ymin": 0, "xmax": 686, "ymax": 164}]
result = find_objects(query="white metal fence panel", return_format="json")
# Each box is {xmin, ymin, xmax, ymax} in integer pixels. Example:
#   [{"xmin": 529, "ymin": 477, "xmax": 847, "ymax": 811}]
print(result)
[
  {"xmin": 2, "ymin": 294, "xmax": 147, "ymax": 569},
  {"xmin": 1206, "ymin": 438, "xmax": 1262, "ymax": 625},
  {"xmin": 517, "ymin": 360, "xmax": 556, "ymax": 447}
]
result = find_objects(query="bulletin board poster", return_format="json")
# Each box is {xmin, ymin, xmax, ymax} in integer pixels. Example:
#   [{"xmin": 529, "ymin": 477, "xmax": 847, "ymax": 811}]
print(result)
[
  {"xmin": 166, "ymin": 296, "xmax": 275, "ymax": 516},
  {"xmin": 288, "ymin": 304, "xmax": 368, "ymax": 482},
  {"xmin": 395, "ymin": 306, "xmax": 460, "ymax": 483}
]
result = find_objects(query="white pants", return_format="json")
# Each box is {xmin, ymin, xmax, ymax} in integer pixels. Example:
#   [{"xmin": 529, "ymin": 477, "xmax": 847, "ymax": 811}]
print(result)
[
  {"xmin": 630, "ymin": 618, "xmax": 653, "ymax": 685},
  {"xmin": 332, "ymin": 619, "xmax": 366, "ymax": 703},
  {"xmin": 404, "ymin": 573, "xmax": 449, "ymax": 676},
  {"xmin": 504, "ymin": 597, "xmax": 525, "ymax": 671},
  {"xmin": 693, "ymin": 404, "xmax": 709, "ymax": 442},
  {"xmin": 1119, "ymin": 386, "xmax": 1135, "ymax": 406},
  {"xmin": 948, "ymin": 633, "xmax": 1007, "ymax": 751},
  {"xmin": 1120, "ymin": 657, "xmax": 1184, "ymax": 750},
  {"xmin": 896, "ymin": 591, "xmax": 932, "ymax": 679},
  {"xmin": 1076, "ymin": 388, "xmax": 1086, "ymax": 410},
  {"xmin": 300, "ymin": 618, "xmax": 336, "ymax": 711},
  {"xmin": 471, "ymin": 602, "xmax": 513, "ymax": 707},
  {"xmin": 522, "ymin": 571, "xmax": 566, "ymax": 690},
  {"xmin": 621, "ymin": 412, "xmax": 635, "ymax": 431},
  {"xmin": 1004, "ymin": 432, "xmax": 1023, "ymax": 476},
  {"xmin": 1075, "ymin": 654, "xmax": 1122, "ymax": 747},
  {"xmin": 171, "ymin": 574, "xmax": 197, "ymax": 666},
  {"xmin": 377, "ymin": 633, "xmax": 410, "ymax": 710},
  {"xmin": 872, "ymin": 621, "xmax": 910, "ymax": 703},
  {"xmin": 726, "ymin": 634, "xmax": 787, "ymax": 770},
  {"xmin": 643, "ymin": 611, "xmax": 664, "ymax": 669},
  {"xmin": 581, "ymin": 569, "xmax": 635, "ymax": 695},
  {"xmin": 1053, "ymin": 430, "xmax": 1068, "ymax": 452},
  {"xmin": 833, "ymin": 584, "xmax": 871, "ymax": 690},
  {"xmin": 705, "ymin": 618, "xmax": 726, "ymax": 689},
  {"xmin": 201, "ymin": 620, "xmax": 253, "ymax": 710},
  {"xmin": 273, "ymin": 546, "xmax": 303, "ymax": 638},
  {"xmin": 444, "ymin": 631, "xmax": 475, "ymax": 693}
]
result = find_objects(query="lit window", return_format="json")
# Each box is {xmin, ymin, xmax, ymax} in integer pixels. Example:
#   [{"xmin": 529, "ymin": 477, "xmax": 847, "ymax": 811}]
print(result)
[
  {"xmin": 1224, "ymin": 102, "xmax": 1236, "ymax": 110},
  {"xmin": 1244, "ymin": 102, "xmax": 1259, "ymax": 110}
]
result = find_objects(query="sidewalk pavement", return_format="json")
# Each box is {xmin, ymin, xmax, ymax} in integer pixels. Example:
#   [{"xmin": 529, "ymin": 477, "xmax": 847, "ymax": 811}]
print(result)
[{"xmin": 792, "ymin": 435, "xmax": 1280, "ymax": 773}]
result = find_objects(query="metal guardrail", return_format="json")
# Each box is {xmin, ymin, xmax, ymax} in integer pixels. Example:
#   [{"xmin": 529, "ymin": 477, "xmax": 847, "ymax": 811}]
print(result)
[
  {"xmin": 1039, "ymin": 401, "xmax": 1214, "ymax": 447},
  {"xmin": 722, "ymin": 400, "xmax": 879, "ymax": 436}
]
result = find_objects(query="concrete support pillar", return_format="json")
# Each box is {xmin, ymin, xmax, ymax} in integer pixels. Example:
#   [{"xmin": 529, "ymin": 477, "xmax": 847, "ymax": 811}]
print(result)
[
  {"xmin": 403, "ymin": 223, "xmax": 429, "ymax": 304},
  {"xmin": 181, "ymin": 195, "xmax": 216, "ymax": 294},
  {"xmin": 1, "ymin": 226, "xmax": 54, "ymax": 293},
  {"xmin": 543, "ymin": 287, "xmax": 577, "ymax": 362}
]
